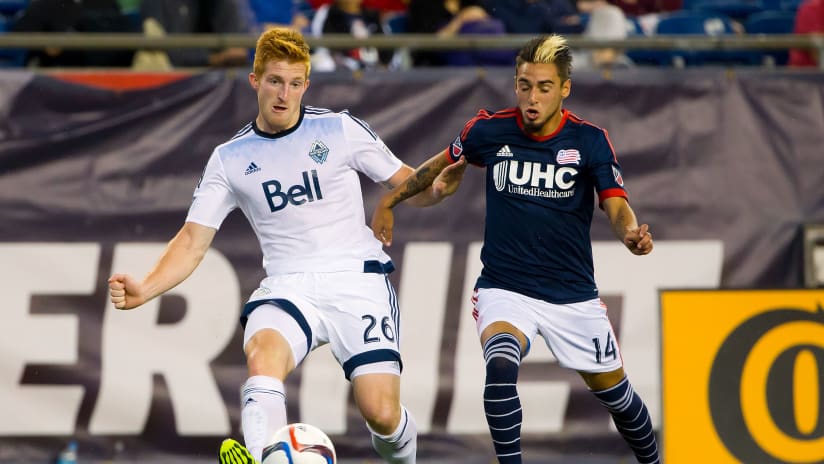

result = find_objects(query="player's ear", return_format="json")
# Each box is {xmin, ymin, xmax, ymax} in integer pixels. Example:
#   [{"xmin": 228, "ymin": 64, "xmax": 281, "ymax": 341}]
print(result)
[
  {"xmin": 249, "ymin": 72, "xmax": 259, "ymax": 91},
  {"xmin": 561, "ymin": 78, "xmax": 571, "ymax": 98}
]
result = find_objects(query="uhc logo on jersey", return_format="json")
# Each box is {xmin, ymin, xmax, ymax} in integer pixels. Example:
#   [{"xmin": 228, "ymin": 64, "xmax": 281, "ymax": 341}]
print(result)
[
  {"xmin": 493, "ymin": 160, "xmax": 577, "ymax": 199},
  {"xmin": 262, "ymin": 170, "xmax": 323, "ymax": 212}
]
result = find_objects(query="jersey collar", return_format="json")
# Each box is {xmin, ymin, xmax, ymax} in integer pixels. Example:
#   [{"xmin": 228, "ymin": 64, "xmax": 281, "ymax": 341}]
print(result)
[
  {"xmin": 516, "ymin": 108, "xmax": 570, "ymax": 142},
  {"xmin": 252, "ymin": 106, "xmax": 306, "ymax": 139}
]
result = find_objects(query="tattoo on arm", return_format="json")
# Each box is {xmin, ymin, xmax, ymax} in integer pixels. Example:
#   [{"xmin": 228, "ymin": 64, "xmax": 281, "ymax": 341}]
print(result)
[{"xmin": 387, "ymin": 163, "xmax": 439, "ymax": 208}]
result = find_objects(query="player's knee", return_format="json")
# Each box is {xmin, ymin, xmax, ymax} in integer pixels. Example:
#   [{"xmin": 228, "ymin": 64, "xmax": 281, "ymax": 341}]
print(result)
[
  {"xmin": 362, "ymin": 401, "xmax": 401, "ymax": 435},
  {"xmin": 244, "ymin": 329, "xmax": 294, "ymax": 377}
]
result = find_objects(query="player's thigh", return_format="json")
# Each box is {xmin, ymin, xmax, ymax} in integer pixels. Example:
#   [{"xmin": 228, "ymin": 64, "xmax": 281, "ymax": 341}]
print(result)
[
  {"xmin": 243, "ymin": 274, "xmax": 325, "ymax": 375},
  {"xmin": 243, "ymin": 304, "xmax": 311, "ymax": 379},
  {"xmin": 537, "ymin": 297, "xmax": 622, "ymax": 373},
  {"xmin": 474, "ymin": 287, "xmax": 537, "ymax": 352},
  {"xmin": 319, "ymin": 272, "xmax": 402, "ymax": 380}
]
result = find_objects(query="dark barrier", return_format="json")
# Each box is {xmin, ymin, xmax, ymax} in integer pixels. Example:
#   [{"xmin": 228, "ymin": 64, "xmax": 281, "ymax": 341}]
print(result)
[{"xmin": 0, "ymin": 68, "xmax": 822, "ymax": 462}]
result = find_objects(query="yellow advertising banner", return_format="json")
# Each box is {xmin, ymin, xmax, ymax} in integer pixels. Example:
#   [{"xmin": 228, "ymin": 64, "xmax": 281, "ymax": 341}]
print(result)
[{"xmin": 661, "ymin": 289, "xmax": 824, "ymax": 464}]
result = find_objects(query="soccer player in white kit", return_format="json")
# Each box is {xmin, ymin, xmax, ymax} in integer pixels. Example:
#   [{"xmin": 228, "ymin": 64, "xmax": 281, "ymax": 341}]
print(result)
[{"xmin": 108, "ymin": 27, "xmax": 462, "ymax": 464}]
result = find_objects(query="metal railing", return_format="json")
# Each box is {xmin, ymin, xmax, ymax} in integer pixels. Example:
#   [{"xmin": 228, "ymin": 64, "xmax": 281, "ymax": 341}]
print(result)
[{"xmin": 0, "ymin": 33, "xmax": 822, "ymax": 68}]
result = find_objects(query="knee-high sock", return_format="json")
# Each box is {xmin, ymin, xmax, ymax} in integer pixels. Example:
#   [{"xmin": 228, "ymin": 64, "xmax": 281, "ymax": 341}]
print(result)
[
  {"xmin": 591, "ymin": 376, "xmax": 660, "ymax": 464},
  {"xmin": 369, "ymin": 406, "xmax": 417, "ymax": 464},
  {"xmin": 241, "ymin": 375, "xmax": 287, "ymax": 462},
  {"xmin": 483, "ymin": 333, "xmax": 523, "ymax": 464}
]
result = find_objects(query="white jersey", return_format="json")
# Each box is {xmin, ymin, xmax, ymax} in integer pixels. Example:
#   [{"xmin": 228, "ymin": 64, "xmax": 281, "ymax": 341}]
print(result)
[{"xmin": 186, "ymin": 106, "xmax": 403, "ymax": 276}]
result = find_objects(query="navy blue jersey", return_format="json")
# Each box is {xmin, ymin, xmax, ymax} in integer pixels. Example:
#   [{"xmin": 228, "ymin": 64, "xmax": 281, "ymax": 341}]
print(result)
[{"xmin": 447, "ymin": 108, "xmax": 628, "ymax": 304}]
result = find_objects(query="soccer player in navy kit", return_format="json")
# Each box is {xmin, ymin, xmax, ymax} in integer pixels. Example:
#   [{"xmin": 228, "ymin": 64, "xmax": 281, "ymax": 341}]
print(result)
[
  {"xmin": 371, "ymin": 35, "xmax": 659, "ymax": 463},
  {"xmin": 108, "ymin": 27, "xmax": 461, "ymax": 464}
]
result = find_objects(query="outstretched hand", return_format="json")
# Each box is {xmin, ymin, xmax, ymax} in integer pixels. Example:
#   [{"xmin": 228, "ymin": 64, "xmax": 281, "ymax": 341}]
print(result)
[
  {"xmin": 432, "ymin": 156, "xmax": 467, "ymax": 199},
  {"xmin": 624, "ymin": 223, "xmax": 653, "ymax": 255},
  {"xmin": 108, "ymin": 273, "xmax": 146, "ymax": 310}
]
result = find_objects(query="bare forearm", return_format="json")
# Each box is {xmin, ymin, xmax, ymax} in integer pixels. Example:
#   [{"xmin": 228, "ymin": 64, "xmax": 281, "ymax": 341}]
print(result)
[
  {"xmin": 141, "ymin": 225, "xmax": 212, "ymax": 301},
  {"xmin": 603, "ymin": 196, "xmax": 653, "ymax": 254},
  {"xmin": 382, "ymin": 154, "xmax": 449, "ymax": 209},
  {"xmin": 610, "ymin": 205, "xmax": 637, "ymax": 241},
  {"xmin": 142, "ymin": 246, "xmax": 203, "ymax": 300},
  {"xmin": 404, "ymin": 185, "xmax": 441, "ymax": 207}
]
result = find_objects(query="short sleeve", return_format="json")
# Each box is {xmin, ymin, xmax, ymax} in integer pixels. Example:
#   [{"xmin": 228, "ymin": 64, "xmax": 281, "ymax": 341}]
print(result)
[
  {"xmin": 185, "ymin": 149, "xmax": 238, "ymax": 229},
  {"xmin": 588, "ymin": 127, "xmax": 628, "ymax": 204},
  {"xmin": 448, "ymin": 110, "xmax": 489, "ymax": 165},
  {"xmin": 341, "ymin": 111, "xmax": 403, "ymax": 182}
]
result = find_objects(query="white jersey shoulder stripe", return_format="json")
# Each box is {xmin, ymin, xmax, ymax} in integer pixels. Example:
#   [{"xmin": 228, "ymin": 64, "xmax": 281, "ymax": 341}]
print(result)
[
  {"xmin": 342, "ymin": 110, "xmax": 378, "ymax": 140},
  {"xmin": 230, "ymin": 122, "xmax": 253, "ymax": 140},
  {"xmin": 304, "ymin": 105, "xmax": 333, "ymax": 115}
]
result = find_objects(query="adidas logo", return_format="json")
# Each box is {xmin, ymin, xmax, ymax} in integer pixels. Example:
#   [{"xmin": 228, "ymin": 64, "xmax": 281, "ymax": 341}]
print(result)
[
  {"xmin": 496, "ymin": 145, "xmax": 513, "ymax": 157},
  {"xmin": 244, "ymin": 162, "xmax": 261, "ymax": 175}
]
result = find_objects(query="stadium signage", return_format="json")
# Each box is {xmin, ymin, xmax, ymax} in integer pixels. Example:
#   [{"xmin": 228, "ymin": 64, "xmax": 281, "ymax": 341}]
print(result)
[
  {"xmin": 661, "ymin": 289, "xmax": 824, "ymax": 463},
  {"xmin": 0, "ymin": 241, "xmax": 723, "ymax": 441}
]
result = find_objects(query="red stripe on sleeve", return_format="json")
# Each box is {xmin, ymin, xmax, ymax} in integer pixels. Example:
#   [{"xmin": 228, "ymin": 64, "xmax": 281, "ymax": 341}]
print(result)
[{"xmin": 598, "ymin": 188, "xmax": 628, "ymax": 206}]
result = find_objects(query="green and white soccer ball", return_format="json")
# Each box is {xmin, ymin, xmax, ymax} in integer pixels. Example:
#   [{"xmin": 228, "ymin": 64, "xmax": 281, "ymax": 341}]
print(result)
[{"xmin": 261, "ymin": 423, "xmax": 336, "ymax": 464}]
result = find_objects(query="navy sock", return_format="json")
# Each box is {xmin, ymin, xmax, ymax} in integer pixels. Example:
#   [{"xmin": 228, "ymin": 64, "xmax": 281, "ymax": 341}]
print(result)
[
  {"xmin": 592, "ymin": 377, "xmax": 660, "ymax": 464},
  {"xmin": 483, "ymin": 333, "xmax": 523, "ymax": 464}
]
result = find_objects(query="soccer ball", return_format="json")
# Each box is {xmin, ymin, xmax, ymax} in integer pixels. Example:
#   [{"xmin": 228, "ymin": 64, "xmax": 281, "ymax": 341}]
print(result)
[{"xmin": 261, "ymin": 423, "xmax": 336, "ymax": 464}]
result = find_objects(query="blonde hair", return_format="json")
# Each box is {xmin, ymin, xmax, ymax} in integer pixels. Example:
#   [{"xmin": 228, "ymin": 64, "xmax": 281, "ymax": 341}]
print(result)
[
  {"xmin": 253, "ymin": 27, "xmax": 311, "ymax": 77},
  {"xmin": 516, "ymin": 34, "xmax": 572, "ymax": 82}
]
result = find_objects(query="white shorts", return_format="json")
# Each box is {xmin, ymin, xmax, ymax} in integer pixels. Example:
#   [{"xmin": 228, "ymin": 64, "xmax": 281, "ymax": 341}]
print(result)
[
  {"xmin": 473, "ymin": 287, "xmax": 623, "ymax": 373},
  {"xmin": 242, "ymin": 269, "xmax": 401, "ymax": 380}
]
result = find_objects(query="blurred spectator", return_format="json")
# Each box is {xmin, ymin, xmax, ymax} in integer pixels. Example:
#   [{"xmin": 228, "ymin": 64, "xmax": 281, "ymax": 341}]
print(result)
[
  {"xmin": 407, "ymin": 0, "xmax": 452, "ymax": 33},
  {"xmin": 310, "ymin": 0, "xmax": 395, "ymax": 70},
  {"xmin": 574, "ymin": 0, "xmax": 634, "ymax": 69},
  {"xmin": 789, "ymin": 0, "xmax": 824, "ymax": 67},
  {"xmin": 117, "ymin": 0, "xmax": 141, "ymax": 14},
  {"xmin": 140, "ymin": 0, "xmax": 248, "ymax": 68},
  {"xmin": 436, "ymin": 0, "xmax": 514, "ymax": 66},
  {"xmin": 240, "ymin": 0, "xmax": 310, "ymax": 33},
  {"xmin": 12, "ymin": 0, "xmax": 140, "ymax": 67},
  {"xmin": 406, "ymin": 0, "xmax": 455, "ymax": 66},
  {"xmin": 363, "ymin": 0, "xmax": 408, "ymax": 12},
  {"xmin": 608, "ymin": 0, "xmax": 681, "ymax": 16},
  {"xmin": 481, "ymin": 0, "xmax": 576, "ymax": 34},
  {"xmin": 309, "ymin": 0, "xmax": 408, "ymax": 14}
]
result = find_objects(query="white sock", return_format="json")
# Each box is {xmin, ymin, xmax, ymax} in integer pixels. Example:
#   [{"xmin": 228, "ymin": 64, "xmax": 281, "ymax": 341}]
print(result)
[
  {"xmin": 240, "ymin": 375, "xmax": 287, "ymax": 462},
  {"xmin": 369, "ymin": 406, "xmax": 417, "ymax": 464}
]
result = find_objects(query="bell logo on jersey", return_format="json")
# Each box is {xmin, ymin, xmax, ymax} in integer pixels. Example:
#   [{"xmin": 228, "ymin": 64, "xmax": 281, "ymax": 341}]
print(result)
[
  {"xmin": 262, "ymin": 170, "xmax": 324, "ymax": 212},
  {"xmin": 493, "ymin": 160, "xmax": 577, "ymax": 199}
]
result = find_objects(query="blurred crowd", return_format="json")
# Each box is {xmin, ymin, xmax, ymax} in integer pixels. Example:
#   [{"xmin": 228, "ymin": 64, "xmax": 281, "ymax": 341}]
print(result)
[{"xmin": 0, "ymin": 0, "xmax": 820, "ymax": 70}]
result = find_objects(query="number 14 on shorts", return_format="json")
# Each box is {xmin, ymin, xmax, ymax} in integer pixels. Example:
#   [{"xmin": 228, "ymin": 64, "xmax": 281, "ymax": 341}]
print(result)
[{"xmin": 592, "ymin": 332, "xmax": 617, "ymax": 364}]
